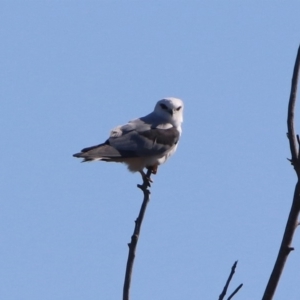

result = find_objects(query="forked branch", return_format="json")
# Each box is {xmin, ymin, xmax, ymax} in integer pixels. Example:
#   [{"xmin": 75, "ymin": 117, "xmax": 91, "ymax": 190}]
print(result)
[
  {"xmin": 219, "ymin": 261, "xmax": 243, "ymax": 300},
  {"xmin": 123, "ymin": 169, "xmax": 152, "ymax": 300},
  {"xmin": 262, "ymin": 45, "xmax": 300, "ymax": 300}
]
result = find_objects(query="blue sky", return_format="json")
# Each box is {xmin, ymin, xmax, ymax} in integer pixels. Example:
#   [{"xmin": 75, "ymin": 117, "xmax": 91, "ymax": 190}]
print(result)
[{"xmin": 1, "ymin": 2, "xmax": 300, "ymax": 299}]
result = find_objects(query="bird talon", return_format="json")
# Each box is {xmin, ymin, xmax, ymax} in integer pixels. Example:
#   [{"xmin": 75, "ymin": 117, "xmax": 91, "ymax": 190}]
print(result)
[
  {"xmin": 147, "ymin": 177, "xmax": 153, "ymax": 183},
  {"xmin": 145, "ymin": 180, "xmax": 151, "ymax": 188},
  {"xmin": 139, "ymin": 171, "xmax": 153, "ymax": 186},
  {"xmin": 147, "ymin": 165, "xmax": 158, "ymax": 175}
]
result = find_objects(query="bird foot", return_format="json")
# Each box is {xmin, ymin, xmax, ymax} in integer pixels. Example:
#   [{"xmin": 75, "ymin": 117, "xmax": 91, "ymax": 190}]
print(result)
[
  {"xmin": 139, "ymin": 171, "xmax": 153, "ymax": 187},
  {"xmin": 147, "ymin": 165, "xmax": 158, "ymax": 175}
]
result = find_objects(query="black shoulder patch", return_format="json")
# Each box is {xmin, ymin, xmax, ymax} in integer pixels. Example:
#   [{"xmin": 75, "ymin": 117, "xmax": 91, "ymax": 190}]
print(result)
[{"xmin": 139, "ymin": 127, "xmax": 179, "ymax": 146}]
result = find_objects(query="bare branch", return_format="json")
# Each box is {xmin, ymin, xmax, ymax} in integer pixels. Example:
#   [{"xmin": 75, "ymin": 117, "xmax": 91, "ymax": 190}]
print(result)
[
  {"xmin": 297, "ymin": 134, "xmax": 300, "ymax": 149},
  {"xmin": 219, "ymin": 261, "xmax": 242, "ymax": 300},
  {"xmin": 262, "ymin": 45, "xmax": 300, "ymax": 300},
  {"xmin": 287, "ymin": 45, "xmax": 300, "ymax": 163},
  {"xmin": 227, "ymin": 284, "xmax": 243, "ymax": 300},
  {"xmin": 123, "ymin": 169, "xmax": 152, "ymax": 300}
]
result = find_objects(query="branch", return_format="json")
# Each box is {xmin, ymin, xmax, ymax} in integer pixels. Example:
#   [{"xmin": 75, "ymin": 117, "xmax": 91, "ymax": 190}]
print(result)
[
  {"xmin": 262, "ymin": 45, "xmax": 300, "ymax": 300},
  {"xmin": 219, "ymin": 261, "xmax": 243, "ymax": 300},
  {"xmin": 227, "ymin": 284, "xmax": 243, "ymax": 300},
  {"xmin": 123, "ymin": 169, "xmax": 152, "ymax": 300},
  {"xmin": 287, "ymin": 45, "xmax": 300, "ymax": 163}
]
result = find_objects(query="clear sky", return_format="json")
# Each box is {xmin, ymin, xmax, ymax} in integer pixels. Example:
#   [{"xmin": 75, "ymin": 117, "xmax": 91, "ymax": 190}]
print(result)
[{"xmin": 1, "ymin": 2, "xmax": 300, "ymax": 299}]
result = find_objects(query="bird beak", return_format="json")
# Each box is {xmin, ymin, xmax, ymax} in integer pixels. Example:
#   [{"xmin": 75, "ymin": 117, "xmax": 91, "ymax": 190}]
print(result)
[{"xmin": 168, "ymin": 109, "xmax": 173, "ymax": 116}]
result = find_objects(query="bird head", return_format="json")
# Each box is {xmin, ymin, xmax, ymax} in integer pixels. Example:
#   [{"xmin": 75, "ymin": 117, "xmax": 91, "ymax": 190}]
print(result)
[{"xmin": 154, "ymin": 97, "xmax": 184, "ymax": 127}]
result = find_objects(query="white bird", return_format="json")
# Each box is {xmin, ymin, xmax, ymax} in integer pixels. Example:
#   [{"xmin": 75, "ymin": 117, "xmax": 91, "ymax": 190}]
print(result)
[{"xmin": 73, "ymin": 97, "xmax": 184, "ymax": 179}]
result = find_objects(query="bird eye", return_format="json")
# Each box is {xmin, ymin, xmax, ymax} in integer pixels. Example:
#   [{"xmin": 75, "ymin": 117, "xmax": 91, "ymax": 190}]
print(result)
[
  {"xmin": 176, "ymin": 106, "xmax": 182, "ymax": 111},
  {"xmin": 160, "ymin": 103, "xmax": 168, "ymax": 110}
]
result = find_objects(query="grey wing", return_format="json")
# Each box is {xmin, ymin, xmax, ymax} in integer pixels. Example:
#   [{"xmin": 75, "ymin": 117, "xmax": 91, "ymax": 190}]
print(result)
[
  {"xmin": 73, "ymin": 121, "xmax": 180, "ymax": 161},
  {"xmin": 108, "ymin": 125, "xmax": 180, "ymax": 157}
]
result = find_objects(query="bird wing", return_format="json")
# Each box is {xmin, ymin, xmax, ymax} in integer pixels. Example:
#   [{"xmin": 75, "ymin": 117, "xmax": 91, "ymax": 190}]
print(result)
[{"xmin": 73, "ymin": 118, "xmax": 180, "ymax": 161}]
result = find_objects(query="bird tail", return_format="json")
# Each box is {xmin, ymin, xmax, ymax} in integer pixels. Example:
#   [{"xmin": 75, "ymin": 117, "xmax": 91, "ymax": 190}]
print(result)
[{"xmin": 73, "ymin": 142, "xmax": 122, "ymax": 162}]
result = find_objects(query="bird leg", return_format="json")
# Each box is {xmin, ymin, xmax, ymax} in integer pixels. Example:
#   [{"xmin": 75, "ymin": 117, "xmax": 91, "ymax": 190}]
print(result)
[
  {"xmin": 139, "ymin": 170, "xmax": 153, "ymax": 187},
  {"xmin": 139, "ymin": 165, "xmax": 158, "ymax": 187},
  {"xmin": 147, "ymin": 165, "xmax": 158, "ymax": 174}
]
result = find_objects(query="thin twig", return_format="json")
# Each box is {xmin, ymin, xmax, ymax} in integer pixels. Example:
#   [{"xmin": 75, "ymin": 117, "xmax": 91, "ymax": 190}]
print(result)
[
  {"xmin": 227, "ymin": 284, "xmax": 243, "ymax": 300},
  {"xmin": 219, "ymin": 261, "xmax": 242, "ymax": 300},
  {"xmin": 287, "ymin": 46, "xmax": 300, "ymax": 162},
  {"xmin": 262, "ymin": 45, "xmax": 300, "ymax": 300},
  {"xmin": 123, "ymin": 169, "xmax": 152, "ymax": 300}
]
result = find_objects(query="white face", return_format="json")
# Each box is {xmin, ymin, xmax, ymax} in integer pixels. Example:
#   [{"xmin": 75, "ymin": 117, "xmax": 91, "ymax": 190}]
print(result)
[{"xmin": 154, "ymin": 97, "xmax": 184, "ymax": 126}]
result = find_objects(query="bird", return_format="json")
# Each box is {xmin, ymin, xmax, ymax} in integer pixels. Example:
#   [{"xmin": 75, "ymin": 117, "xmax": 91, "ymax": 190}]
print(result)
[{"xmin": 73, "ymin": 97, "xmax": 184, "ymax": 181}]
